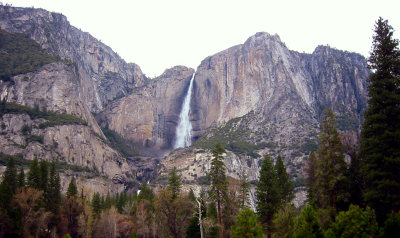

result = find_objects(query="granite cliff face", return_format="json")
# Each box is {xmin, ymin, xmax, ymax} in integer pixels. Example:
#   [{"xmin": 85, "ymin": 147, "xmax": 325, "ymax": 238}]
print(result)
[
  {"xmin": 97, "ymin": 66, "xmax": 195, "ymax": 151},
  {"xmin": 0, "ymin": 5, "xmax": 147, "ymax": 112},
  {"xmin": 192, "ymin": 32, "xmax": 369, "ymax": 142},
  {"xmin": 0, "ymin": 63, "xmax": 130, "ymax": 178},
  {"xmin": 160, "ymin": 33, "xmax": 369, "ymax": 203},
  {"xmin": 0, "ymin": 6, "xmax": 371, "ymax": 200}
]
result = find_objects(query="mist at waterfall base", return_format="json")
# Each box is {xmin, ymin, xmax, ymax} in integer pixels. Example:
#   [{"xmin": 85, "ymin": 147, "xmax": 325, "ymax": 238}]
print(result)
[{"xmin": 174, "ymin": 74, "xmax": 195, "ymax": 149}]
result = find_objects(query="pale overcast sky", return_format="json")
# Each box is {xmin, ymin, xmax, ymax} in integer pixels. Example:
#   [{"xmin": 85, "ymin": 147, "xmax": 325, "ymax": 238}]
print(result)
[{"xmin": 3, "ymin": 0, "xmax": 400, "ymax": 77}]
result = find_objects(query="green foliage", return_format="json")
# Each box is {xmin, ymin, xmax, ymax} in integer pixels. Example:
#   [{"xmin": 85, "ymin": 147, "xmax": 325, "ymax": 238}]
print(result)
[
  {"xmin": 238, "ymin": 171, "xmax": 250, "ymax": 208},
  {"xmin": 294, "ymin": 205, "xmax": 323, "ymax": 238},
  {"xmin": 0, "ymin": 157, "xmax": 17, "ymax": 210},
  {"xmin": 2, "ymin": 102, "xmax": 87, "ymax": 128},
  {"xmin": 167, "ymin": 167, "xmax": 182, "ymax": 199},
  {"xmin": 208, "ymin": 143, "xmax": 228, "ymax": 234},
  {"xmin": 272, "ymin": 203, "xmax": 297, "ymax": 238},
  {"xmin": 25, "ymin": 134, "xmax": 44, "ymax": 144},
  {"xmin": 17, "ymin": 167, "xmax": 25, "ymax": 188},
  {"xmin": 255, "ymin": 155, "xmax": 280, "ymax": 233},
  {"xmin": 193, "ymin": 113, "xmax": 265, "ymax": 158},
  {"xmin": 231, "ymin": 208, "xmax": 264, "ymax": 238},
  {"xmin": 186, "ymin": 215, "xmax": 201, "ymax": 238},
  {"xmin": 0, "ymin": 29, "xmax": 59, "ymax": 81},
  {"xmin": 315, "ymin": 109, "xmax": 349, "ymax": 210},
  {"xmin": 39, "ymin": 160, "xmax": 49, "ymax": 192},
  {"xmin": 91, "ymin": 192, "xmax": 102, "ymax": 214},
  {"xmin": 3, "ymin": 157, "xmax": 17, "ymax": 194},
  {"xmin": 275, "ymin": 156, "xmax": 294, "ymax": 204},
  {"xmin": 46, "ymin": 162, "xmax": 61, "ymax": 213},
  {"xmin": 207, "ymin": 202, "xmax": 218, "ymax": 220},
  {"xmin": 382, "ymin": 212, "xmax": 400, "ymax": 238},
  {"xmin": 101, "ymin": 126, "xmax": 140, "ymax": 157},
  {"xmin": 27, "ymin": 158, "xmax": 40, "ymax": 189},
  {"xmin": 360, "ymin": 17, "xmax": 400, "ymax": 223},
  {"xmin": 138, "ymin": 182, "xmax": 154, "ymax": 202},
  {"xmin": 67, "ymin": 177, "xmax": 78, "ymax": 198},
  {"xmin": 0, "ymin": 152, "xmax": 27, "ymax": 167},
  {"xmin": 325, "ymin": 205, "xmax": 378, "ymax": 238}
]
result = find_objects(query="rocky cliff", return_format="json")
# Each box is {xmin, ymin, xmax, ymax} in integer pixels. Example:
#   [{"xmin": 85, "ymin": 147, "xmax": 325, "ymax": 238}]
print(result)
[
  {"xmin": 0, "ymin": 5, "xmax": 147, "ymax": 112},
  {"xmin": 0, "ymin": 6, "xmax": 371, "ymax": 201},
  {"xmin": 160, "ymin": 32, "xmax": 370, "ymax": 202},
  {"xmin": 97, "ymin": 66, "xmax": 195, "ymax": 151},
  {"xmin": 0, "ymin": 63, "xmax": 130, "ymax": 178},
  {"xmin": 192, "ymin": 32, "xmax": 369, "ymax": 141}
]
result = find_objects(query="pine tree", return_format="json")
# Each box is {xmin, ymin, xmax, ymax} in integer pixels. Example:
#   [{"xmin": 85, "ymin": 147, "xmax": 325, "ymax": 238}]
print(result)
[
  {"xmin": 255, "ymin": 155, "xmax": 280, "ymax": 238},
  {"xmin": 238, "ymin": 171, "xmax": 250, "ymax": 208},
  {"xmin": 39, "ymin": 160, "xmax": 49, "ymax": 192},
  {"xmin": 315, "ymin": 109, "xmax": 348, "ymax": 210},
  {"xmin": 3, "ymin": 157, "xmax": 17, "ymax": 193},
  {"xmin": 0, "ymin": 158, "xmax": 17, "ymax": 209},
  {"xmin": 104, "ymin": 192, "xmax": 112, "ymax": 210},
  {"xmin": 167, "ymin": 167, "xmax": 181, "ymax": 199},
  {"xmin": 306, "ymin": 151, "xmax": 318, "ymax": 205},
  {"xmin": 138, "ymin": 182, "xmax": 154, "ymax": 202},
  {"xmin": 92, "ymin": 192, "xmax": 102, "ymax": 214},
  {"xmin": 27, "ymin": 158, "xmax": 40, "ymax": 189},
  {"xmin": 47, "ymin": 162, "xmax": 61, "ymax": 212},
  {"xmin": 17, "ymin": 167, "xmax": 25, "ymax": 188},
  {"xmin": 294, "ymin": 205, "xmax": 323, "ymax": 238},
  {"xmin": 231, "ymin": 208, "xmax": 264, "ymax": 238},
  {"xmin": 67, "ymin": 177, "xmax": 78, "ymax": 198},
  {"xmin": 360, "ymin": 17, "xmax": 400, "ymax": 223},
  {"xmin": 209, "ymin": 143, "xmax": 228, "ymax": 238},
  {"xmin": 275, "ymin": 155, "xmax": 293, "ymax": 204}
]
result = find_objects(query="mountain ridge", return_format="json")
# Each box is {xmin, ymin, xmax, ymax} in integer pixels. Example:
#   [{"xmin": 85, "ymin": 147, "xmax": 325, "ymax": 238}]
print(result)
[{"xmin": 0, "ymin": 5, "xmax": 370, "ymax": 199}]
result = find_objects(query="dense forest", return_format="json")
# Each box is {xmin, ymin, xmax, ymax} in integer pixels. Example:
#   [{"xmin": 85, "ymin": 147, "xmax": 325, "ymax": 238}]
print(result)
[{"xmin": 0, "ymin": 18, "xmax": 399, "ymax": 238}]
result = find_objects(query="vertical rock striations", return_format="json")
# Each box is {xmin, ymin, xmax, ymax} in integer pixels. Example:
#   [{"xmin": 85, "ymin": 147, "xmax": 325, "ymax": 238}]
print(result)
[
  {"xmin": 97, "ymin": 66, "xmax": 195, "ymax": 151},
  {"xmin": 192, "ymin": 32, "xmax": 369, "ymax": 146}
]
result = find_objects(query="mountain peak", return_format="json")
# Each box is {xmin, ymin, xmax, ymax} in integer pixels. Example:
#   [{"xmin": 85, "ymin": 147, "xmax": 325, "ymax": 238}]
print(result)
[{"xmin": 243, "ymin": 32, "xmax": 285, "ymax": 50}]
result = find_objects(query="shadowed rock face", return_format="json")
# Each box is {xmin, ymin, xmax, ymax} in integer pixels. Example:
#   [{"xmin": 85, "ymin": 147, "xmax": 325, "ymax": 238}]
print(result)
[
  {"xmin": 97, "ymin": 66, "xmax": 195, "ymax": 151},
  {"xmin": 192, "ymin": 32, "xmax": 369, "ymax": 144}
]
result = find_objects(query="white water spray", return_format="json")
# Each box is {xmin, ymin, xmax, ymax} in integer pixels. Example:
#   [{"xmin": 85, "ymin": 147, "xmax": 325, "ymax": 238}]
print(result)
[{"xmin": 174, "ymin": 73, "xmax": 195, "ymax": 149}]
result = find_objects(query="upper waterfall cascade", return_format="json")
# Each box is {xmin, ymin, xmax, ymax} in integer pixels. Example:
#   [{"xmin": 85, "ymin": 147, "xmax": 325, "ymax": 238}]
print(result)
[{"xmin": 174, "ymin": 73, "xmax": 195, "ymax": 149}]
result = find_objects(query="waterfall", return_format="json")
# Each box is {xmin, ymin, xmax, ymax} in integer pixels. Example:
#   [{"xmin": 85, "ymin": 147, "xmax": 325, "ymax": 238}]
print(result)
[{"xmin": 174, "ymin": 73, "xmax": 195, "ymax": 149}]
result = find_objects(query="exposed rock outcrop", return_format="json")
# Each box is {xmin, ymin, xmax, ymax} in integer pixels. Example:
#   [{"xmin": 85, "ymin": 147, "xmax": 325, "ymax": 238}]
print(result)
[
  {"xmin": 97, "ymin": 66, "xmax": 195, "ymax": 151},
  {"xmin": 192, "ymin": 32, "xmax": 369, "ymax": 143},
  {"xmin": 0, "ymin": 5, "xmax": 147, "ymax": 112}
]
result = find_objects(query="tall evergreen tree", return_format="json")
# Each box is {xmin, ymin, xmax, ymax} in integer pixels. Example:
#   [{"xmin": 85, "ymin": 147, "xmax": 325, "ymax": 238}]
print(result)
[
  {"xmin": 275, "ymin": 155, "xmax": 293, "ymax": 204},
  {"xmin": 306, "ymin": 151, "xmax": 318, "ymax": 206},
  {"xmin": 255, "ymin": 155, "xmax": 280, "ymax": 238},
  {"xmin": 238, "ymin": 171, "xmax": 250, "ymax": 208},
  {"xmin": 294, "ymin": 205, "xmax": 323, "ymax": 238},
  {"xmin": 167, "ymin": 167, "xmax": 181, "ymax": 199},
  {"xmin": 209, "ymin": 143, "xmax": 228, "ymax": 238},
  {"xmin": 231, "ymin": 208, "xmax": 264, "ymax": 238},
  {"xmin": 38, "ymin": 160, "xmax": 49, "ymax": 192},
  {"xmin": 67, "ymin": 177, "xmax": 78, "ymax": 198},
  {"xmin": 17, "ymin": 167, "xmax": 25, "ymax": 188},
  {"xmin": 0, "ymin": 158, "xmax": 17, "ymax": 209},
  {"xmin": 27, "ymin": 158, "xmax": 40, "ymax": 189},
  {"xmin": 315, "ymin": 109, "xmax": 348, "ymax": 210},
  {"xmin": 360, "ymin": 17, "xmax": 400, "ymax": 223},
  {"xmin": 91, "ymin": 192, "xmax": 102, "ymax": 215},
  {"xmin": 47, "ymin": 162, "xmax": 61, "ymax": 212},
  {"xmin": 3, "ymin": 157, "xmax": 17, "ymax": 193}
]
